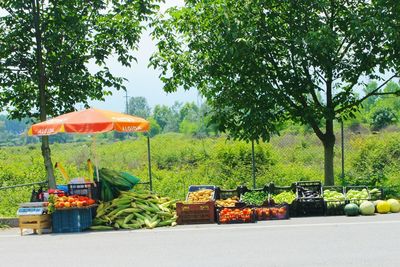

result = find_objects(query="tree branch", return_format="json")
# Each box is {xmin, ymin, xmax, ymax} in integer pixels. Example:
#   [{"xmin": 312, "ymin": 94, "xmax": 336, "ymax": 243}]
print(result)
[
  {"xmin": 335, "ymin": 73, "xmax": 399, "ymax": 113},
  {"xmin": 301, "ymin": 63, "xmax": 323, "ymax": 108},
  {"xmin": 298, "ymin": 95, "xmax": 325, "ymax": 140}
]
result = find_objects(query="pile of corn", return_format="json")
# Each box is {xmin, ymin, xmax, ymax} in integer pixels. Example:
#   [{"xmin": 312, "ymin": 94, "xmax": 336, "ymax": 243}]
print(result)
[{"xmin": 91, "ymin": 190, "xmax": 177, "ymax": 230}]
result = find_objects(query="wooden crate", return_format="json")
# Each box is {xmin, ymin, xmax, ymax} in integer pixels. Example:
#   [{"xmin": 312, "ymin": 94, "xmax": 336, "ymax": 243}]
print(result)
[
  {"xmin": 19, "ymin": 214, "xmax": 51, "ymax": 236},
  {"xmin": 176, "ymin": 201, "xmax": 215, "ymax": 225}
]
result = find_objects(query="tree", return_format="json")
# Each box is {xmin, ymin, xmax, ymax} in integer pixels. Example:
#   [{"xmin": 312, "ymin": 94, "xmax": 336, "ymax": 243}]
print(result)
[
  {"xmin": 370, "ymin": 107, "xmax": 397, "ymax": 131},
  {"xmin": 0, "ymin": 0, "xmax": 159, "ymax": 187},
  {"xmin": 363, "ymin": 81, "xmax": 379, "ymax": 112},
  {"xmin": 128, "ymin": 96, "xmax": 151, "ymax": 118},
  {"xmin": 179, "ymin": 102, "xmax": 199, "ymax": 121},
  {"xmin": 147, "ymin": 116, "xmax": 161, "ymax": 137},
  {"xmin": 151, "ymin": 0, "xmax": 400, "ymax": 185},
  {"xmin": 153, "ymin": 102, "xmax": 181, "ymax": 132},
  {"xmin": 153, "ymin": 104, "xmax": 172, "ymax": 130}
]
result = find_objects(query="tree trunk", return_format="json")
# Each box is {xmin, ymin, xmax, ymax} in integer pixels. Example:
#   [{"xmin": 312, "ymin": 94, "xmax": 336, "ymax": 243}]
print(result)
[
  {"xmin": 32, "ymin": 0, "xmax": 56, "ymax": 188},
  {"xmin": 41, "ymin": 136, "xmax": 56, "ymax": 188},
  {"xmin": 323, "ymin": 118, "xmax": 336, "ymax": 186},
  {"xmin": 323, "ymin": 136, "xmax": 335, "ymax": 186}
]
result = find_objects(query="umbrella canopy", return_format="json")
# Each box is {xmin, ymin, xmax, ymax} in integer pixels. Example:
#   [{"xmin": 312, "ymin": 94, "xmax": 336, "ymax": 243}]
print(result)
[{"xmin": 28, "ymin": 108, "xmax": 149, "ymax": 136}]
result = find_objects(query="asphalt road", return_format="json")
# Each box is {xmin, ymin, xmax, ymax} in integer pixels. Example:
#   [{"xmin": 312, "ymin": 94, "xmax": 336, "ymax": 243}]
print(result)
[{"xmin": 1, "ymin": 214, "xmax": 400, "ymax": 267}]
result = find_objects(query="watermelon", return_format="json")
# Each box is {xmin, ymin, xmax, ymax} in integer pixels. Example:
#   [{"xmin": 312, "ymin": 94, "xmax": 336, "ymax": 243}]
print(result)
[
  {"xmin": 344, "ymin": 203, "xmax": 359, "ymax": 216},
  {"xmin": 376, "ymin": 201, "xmax": 391, "ymax": 214},
  {"xmin": 387, "ymin": 199, "xmax": 400, "ymax": 213},
  {"xmin": 373, "ymin": 200, "xmax": 383, "ymax": 212},
  {"xmin": 359, "ymin": 201, "xmax": 375, "ymax": 215}
]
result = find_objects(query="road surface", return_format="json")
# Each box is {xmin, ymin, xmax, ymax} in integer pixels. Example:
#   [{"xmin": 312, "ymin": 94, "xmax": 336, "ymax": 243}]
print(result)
[{"xmin": 1, "ymin": 214, "xmax": 399, "ymax": 267}]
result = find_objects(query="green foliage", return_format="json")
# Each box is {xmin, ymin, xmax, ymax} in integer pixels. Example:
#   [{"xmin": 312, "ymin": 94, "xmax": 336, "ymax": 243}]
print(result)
[
  {"xmin": 128, "ymin": 97, "xmax": 151, "ymax": 119},
  {"xmin": 1, "ymin": 131, "xmax": 400, "ymax": 216},
  {"xmin": 151, "ymin": 0, "xmax": 400, "ymax": 185},
  {"xmin": 147, "ymin": 117, "xmax": 161, "ymax": 137},
  {"xmin": 370, "ymin": 107, "xmax": 397, "ymax": 131},
  {"xmin": 0, "ymin": 0, "xmax": 160, "ymax": 120},
  {"xmin": 345, "ymin": 133, "xmax": 400, "ymax": 195}
]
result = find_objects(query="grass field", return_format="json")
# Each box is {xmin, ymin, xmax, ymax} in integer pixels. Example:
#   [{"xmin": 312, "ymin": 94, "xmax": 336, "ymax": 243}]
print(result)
[{"xmin": 1, "ymin": 130, "xmax": 399, "ymax": 217}]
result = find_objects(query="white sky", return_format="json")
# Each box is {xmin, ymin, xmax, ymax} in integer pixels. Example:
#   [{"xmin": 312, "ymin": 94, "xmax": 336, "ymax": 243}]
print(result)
[{"xmin": 88, "ymin": 0, "xmax": 200, "ymax": 112}]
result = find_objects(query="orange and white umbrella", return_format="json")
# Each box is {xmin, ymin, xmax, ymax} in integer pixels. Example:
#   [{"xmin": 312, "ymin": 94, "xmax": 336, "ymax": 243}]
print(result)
[{"xmin": 28, "ymin": 108, "xmax": 149, "ymax": 136}]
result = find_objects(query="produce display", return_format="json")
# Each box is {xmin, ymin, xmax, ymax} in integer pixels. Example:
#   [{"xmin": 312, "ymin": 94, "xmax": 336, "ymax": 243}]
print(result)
[
  {"xmin": 27, "ymin": 183, "xmax": 395, "ymax": 233},
  {"xmin": 241, "ymin": 191, "xmax": 268, "ymax": 206},
  {"xmin": 344, "ymin": 203, "xmax": 359, "ymax": 216},
  {"xmin": 91, "ymin": 190, "xmax": 177, "ymax": 230},
  {"xmin": 359, "ymin": 201, "xmax": 375, "ymax": 215},
  {"xmin": 216, "ymin": 196, "xmax": 239, "ymax": 207},
  {"xmin": 346, "ymin": 189, "xmax": 369, "ymax": 205},
  {"xmin": 387, "ymin": 199, "xmax": 400, "ymax": 213},
  {"xmin": 323, "ymin": 189, "xmax": 345, "ymax": 209},
  {"xmin": 48, "ymin": 195, "xmax": 96, "ymax": 213},
  {"xmin": 297, "ymin": 186, "xmax": 321, "ymax": 199},
  {"xmin": 369, "ymin": 188, "xmax": 382, "ymax": 200},
  {"xmin": 271, "ymin": 191, "xmax": 296, "ymax": 204},
  {"xmin": 255, "ymin": 206, "xmax": 288, "ymax": 220},
  {"xmin": 376, "ymin": 201, "xmax": 391, "ymax": 214},
  {"xmin": 187, "ymin": 189, "xmax": 214, "ymax": 203},
  {"xmin": 98, "ymin": 168, "xmax": 141, "ymax": 201},
  {"xmin": 218, "ymin": 208, "xmax": 254, "ymax": 223}
]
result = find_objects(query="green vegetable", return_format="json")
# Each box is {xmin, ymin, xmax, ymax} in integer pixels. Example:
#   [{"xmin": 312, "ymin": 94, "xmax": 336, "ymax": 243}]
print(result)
[
  {"xmin": 369, "ymin": 188, "xmax": 382, "ymax": 200},
  {"xmin": 323, "ymin": 189, "xmax": 346, "ymax": 209},
  {"xmin": 272, "ymin": 191, "xmax": 295, "ymax": 204},
  {"xmin": 344, "ymin": 203, "xmax": 359, "ymax": 216},
  {"xmin": 359, "ymin": 201, "xmax": 375, "ymax": 215},
  {"xmin": 241, "ymin": 191, "xmax": 268, "ymax": 206},
  {"xmin": 346, "ymin": 189, "xmax": 369, "ymax": 206}
]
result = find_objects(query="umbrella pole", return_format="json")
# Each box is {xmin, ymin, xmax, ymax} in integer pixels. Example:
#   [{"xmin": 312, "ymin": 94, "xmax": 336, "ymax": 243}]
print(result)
[
  {"xmin": 147, "ymin": 135, "xmax": 153, "ymax": 191},
  {"xmin": 92, "ymin": 135, "xmax": 100, "ymax": 182}
]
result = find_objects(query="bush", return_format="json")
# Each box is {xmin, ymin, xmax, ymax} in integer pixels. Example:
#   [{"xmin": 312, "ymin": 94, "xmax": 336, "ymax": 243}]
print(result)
[
  {"xmin": 370, "ymin": 107, "xmax": 397, "ymax": 131},
  {"xmin": 346, "ymin": 133, "xmax": 400, "ymax": 196},
  {"xmin": 2, "ymin": 131, "xmax": 400, "ymax": 216}
]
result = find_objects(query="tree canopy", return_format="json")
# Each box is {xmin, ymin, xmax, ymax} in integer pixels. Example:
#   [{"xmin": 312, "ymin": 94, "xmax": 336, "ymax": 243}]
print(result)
[
  {"xmin": 150, "ymin": 0, "xmax": 400, "ymax": 184},
  {"xmin": 0, "ymin": 0, "xmax": 159, "ymax": 119},
  {"xmin": 0, "ymin": 0, "xmax": 160, "ymax": 187},
  {"xmin": 128, "ymin": 96, "xmax": 151, "ymax": 118}
]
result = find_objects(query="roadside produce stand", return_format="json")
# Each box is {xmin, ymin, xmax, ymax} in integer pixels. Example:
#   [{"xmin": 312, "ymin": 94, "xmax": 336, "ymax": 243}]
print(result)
[
  {"xmin": 15, "ymin": 177, "xmax": 398, "ymax": 235},
  {"xmin": 22, "ymin": 108, "xmax": 154, "ymax": 233},
  {"xmin": 176, "ymin": 182, "xmax": 392, "ymax": 226}
]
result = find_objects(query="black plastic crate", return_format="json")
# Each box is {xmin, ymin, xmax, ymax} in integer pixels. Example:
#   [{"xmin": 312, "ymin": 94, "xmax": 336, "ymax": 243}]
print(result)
[
  {"xmin": 254, "ymin": 204, "xmax": 289, "ymax": 221},
  {"xmin": 293, "ymin": 199, "xmax": 325, "ymax": 217},
  {"xmin": 214, "ymin": 187, "xmax": 241, "ymax": 208},
  {"xmin": 240, "ymin": 186, "xmax": 269, "ymax": 206},
  {"xmin": 323, "ymin": 186, "xmax": 346, "ymax": 216},
  {"xmin": 188, "ymin": 185, "xmax": 217, "ymax": 192},
  {"xmin": 269, "ymin": 183, "xmax": 296, "ymax": 203},
  {"xmin": 296, "ymin": 181, "xmax": 323, "ymax": 200},
  {"xmin": 216, "ymin": 207, "xmax": 256, "ymax": 224},
  {"xmin": 68, "ymin": 182, "xmax": 100, "ymax": 200}
]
